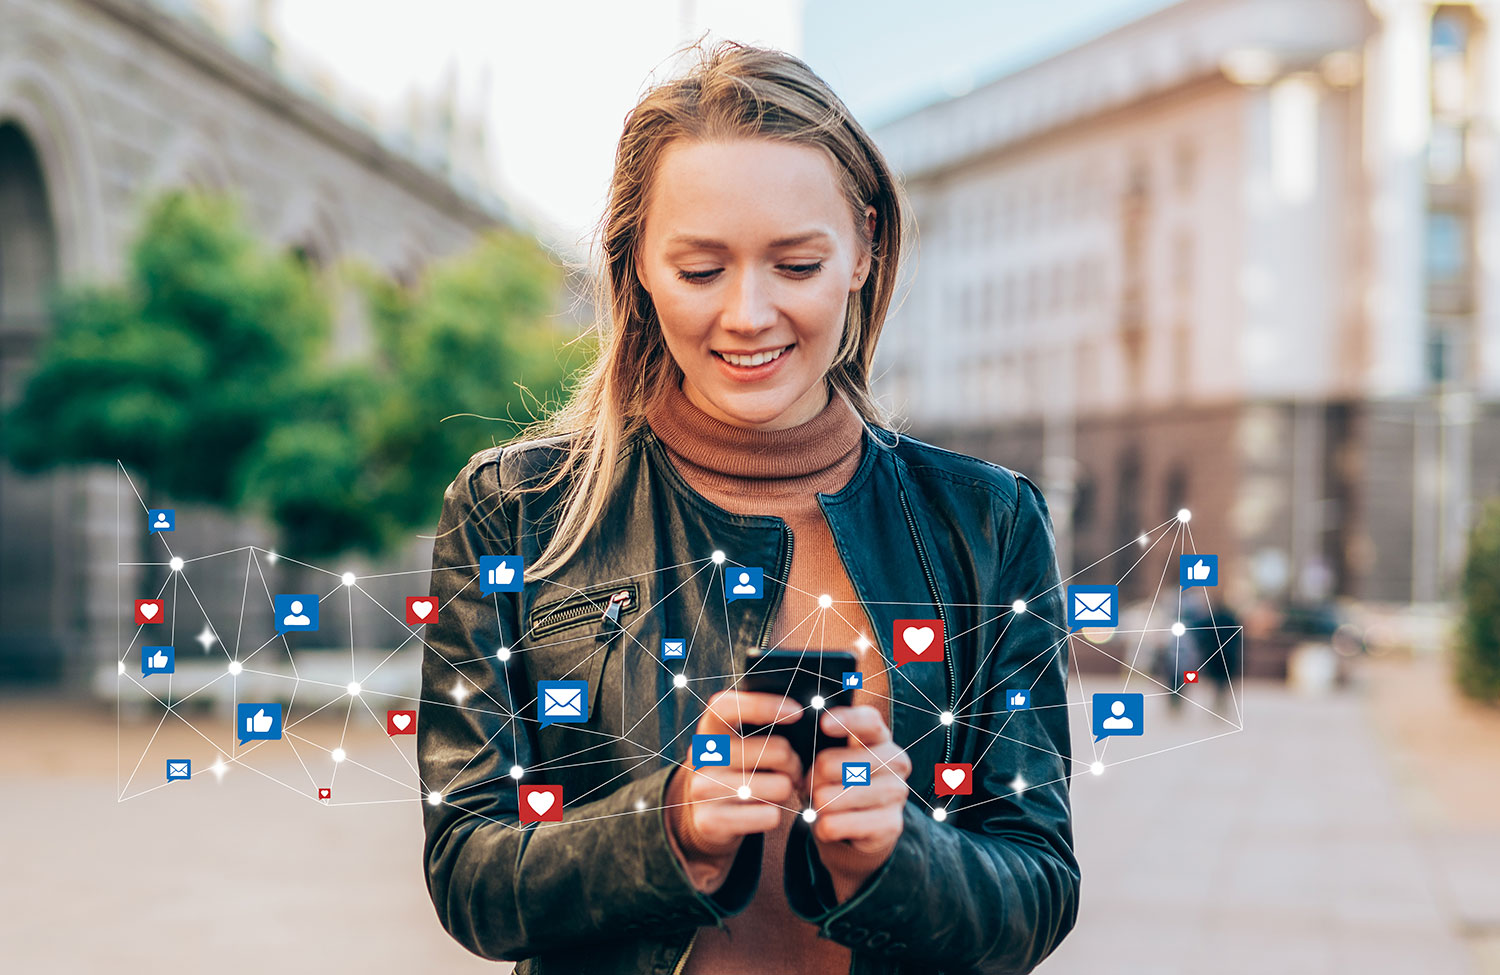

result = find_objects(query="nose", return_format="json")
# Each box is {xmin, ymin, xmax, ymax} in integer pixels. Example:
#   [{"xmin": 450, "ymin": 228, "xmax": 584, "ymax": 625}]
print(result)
[{"xmin": 721, "ymin": 267, "xmax": 778, "ymax": 336}]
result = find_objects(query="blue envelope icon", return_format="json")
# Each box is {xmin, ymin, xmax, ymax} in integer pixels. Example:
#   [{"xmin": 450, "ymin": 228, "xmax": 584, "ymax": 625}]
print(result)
[
  {"xmin": 1067, "ymin": 585, "xmax": 1118, "ymax": 628},
  {"xmin": 538, "ymin": 680, "xmax": 589, "ymax": 727}
]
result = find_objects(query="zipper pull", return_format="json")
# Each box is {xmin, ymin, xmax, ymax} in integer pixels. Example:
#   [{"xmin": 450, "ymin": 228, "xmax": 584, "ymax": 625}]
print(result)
[{"xmin": 601, "ymin": 589, "xmax": 632, "ymax": 626}]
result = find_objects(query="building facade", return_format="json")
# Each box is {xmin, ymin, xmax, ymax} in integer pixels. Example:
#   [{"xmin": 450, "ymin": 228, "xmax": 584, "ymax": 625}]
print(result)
[
  {"xmin": 872, "ymin": 0, "xmax": 1500, "ymax": 608},
  {"xmin": 0, "ymin": 0, "xmax": 517, "ymax": 686}
]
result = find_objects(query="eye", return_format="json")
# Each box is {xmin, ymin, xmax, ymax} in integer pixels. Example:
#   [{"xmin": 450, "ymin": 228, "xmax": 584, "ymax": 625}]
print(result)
[{"xmin": 674, "ymin": 261, "xmax": 825, "ymax": 285}]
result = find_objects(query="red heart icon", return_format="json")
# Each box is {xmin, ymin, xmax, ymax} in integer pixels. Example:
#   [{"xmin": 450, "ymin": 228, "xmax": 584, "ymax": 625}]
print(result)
[
  {"xmin": 406, "ymin": 597, "xmax": 437, "ymax": 626},
  {"xmin": 1184, "ymin": 671, "xmax": 1198, "ymax": 683}
]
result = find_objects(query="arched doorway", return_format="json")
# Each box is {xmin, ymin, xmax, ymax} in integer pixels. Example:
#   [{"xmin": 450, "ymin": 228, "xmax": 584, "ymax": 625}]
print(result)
[{"xmin": 0, "ymin": 120, "xmax": 70, "ymax": 683}]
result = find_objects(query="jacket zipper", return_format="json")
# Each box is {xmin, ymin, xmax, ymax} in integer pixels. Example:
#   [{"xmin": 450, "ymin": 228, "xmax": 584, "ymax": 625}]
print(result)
[
  {"xmin": 671, "ymin": 929, "xmax": 700, "ymax": 975},
  {"xmin": 752, "ymin": 523, "xmax": 795, "ymax": 653},
  {"xmin": 898, "ymin": 485, "xmax": 956, "ymax": 764},
  {"xmin": 529, "ymin": 583, "xmax": 638, "ymax": 637}
]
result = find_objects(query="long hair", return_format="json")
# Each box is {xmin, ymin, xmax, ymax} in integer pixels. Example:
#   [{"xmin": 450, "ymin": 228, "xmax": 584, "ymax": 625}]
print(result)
[{"xmin": 520, "ymin": 39, "xmax": 911, "ymax": 580}]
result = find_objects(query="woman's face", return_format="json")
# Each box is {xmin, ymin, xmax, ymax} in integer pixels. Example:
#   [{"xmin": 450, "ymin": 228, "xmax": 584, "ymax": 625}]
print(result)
[{"xmin": 635, "ymin": 138, "xmax": 875, "ymax": 430}]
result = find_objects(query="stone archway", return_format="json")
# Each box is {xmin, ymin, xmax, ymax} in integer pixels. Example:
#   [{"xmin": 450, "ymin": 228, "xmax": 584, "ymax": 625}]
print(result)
[{"xmin": 0, "ymin": 120, "xmax": 67, "ymax": 682}]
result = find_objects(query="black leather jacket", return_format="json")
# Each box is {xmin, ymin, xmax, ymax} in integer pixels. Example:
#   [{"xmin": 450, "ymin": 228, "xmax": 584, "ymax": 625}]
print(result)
[{"xmin": 418, "ymin": 419, "xmax": 1080, "ymax": 975}]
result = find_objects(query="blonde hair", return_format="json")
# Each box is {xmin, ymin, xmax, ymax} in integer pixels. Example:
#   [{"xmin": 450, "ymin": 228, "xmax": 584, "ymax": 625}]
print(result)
[{"xmin": 520, "ymin": 39, "xmax": 911, "ymax": 580}]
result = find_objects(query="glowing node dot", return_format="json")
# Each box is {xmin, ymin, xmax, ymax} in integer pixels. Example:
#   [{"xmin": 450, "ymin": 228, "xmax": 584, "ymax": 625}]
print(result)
[
  {"xmin": 1171, "ymin": 622, "xmax": 1186, "ymax": 637},
  {"xmin": 510, "ymin": 765, "xmax": 524, "ymax": 780},
  {"xmin": 117, "ymin": 661, "xmax": 126, "ymax": 675},
  {"xmin": 427, "ymin": 791, "xmax": 443, "ymax": 806},
  {"xmin": 1177, "ymin": 508, "xmax": 1192, "ymax": 523},
  {"xmin": 227, "ymin": 661, "xmax": 243, "ymax": 675},
  {"xmin": 737, "ymin": 785, "xmax": 752, "ymax": 800},
  {"xmin": 940, "ymin": 711, "xmax": 954, "ymax": 725},
  {"xmin": 634, "ymin": 798, "xmax": 647, "ymax": 811},
  {"xmin": 1090, "ymin": 761, "xmax": 1105, "ymax": 776},
  {"xmin": 1011, "ymin": 775, "xmax": 1028, "ymax": 793},
  {"xmin": 451, "ymin": 683, "xmax": 469, "ymax": 703},
  {"xmin": 266, "ymin": 552, "xmax": 279, "ymax": 564},
  {"xmin": 169, "ymin": 556, "xmax": 184, "ymax": 572},
  {"xmin": 711, "ymin": 550, "xmax": 726, "ymax": 564},
  {"xmin": 1137, "ymin": 533, "xmax": 1151, "ymax": 548},
  {"xmin": 496, "ymin": 647, "xmax": 511, "ymax": 663},
  {"xmin": 933, "ymin": 808, "xmax": 948, "ymax": 822},
  {"xmin": 342, "ymin": 571, "xmax": 357, "ymax": 586},
  {"xmin": 673, "ymin": 673, "xmax": 688, "ymax": 689},
  {"xmin": 811, "ymin": 695, "xmax": 826, "ymax": 710},
  {"xmin": 332, "ymin": 748, "xmax": 346, "ymax": 763},
  {"xmin": 817, "ymin": 594, "xmax": 832, "ymax": 608},
  {"xmin": 1012, "ymin": 599, "xmax": 1027, "ymax": 614},
  {"xmin": 854, "ymin": 635, "xmax": 870, "ymax": 650},
  {"xmin": 802, "ymin": 808, "xmax": 817, "ymax": 823},
  {"xmin": 347, "ymin": 681, "xmax": 361, "ymax": 696}
]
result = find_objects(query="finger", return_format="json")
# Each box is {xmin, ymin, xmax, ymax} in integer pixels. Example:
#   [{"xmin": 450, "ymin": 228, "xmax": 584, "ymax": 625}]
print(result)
[
  {"xmin": 699, "ymin": 691, "xmax": 804, "ymax": 734},
  {"xmin": 811, "ymin": 806, "xmax": 904, "ymax": 848},
  {"xmin": 730, "ymin": 733, "xmax": 804, "ymax": 780},
  {"xmin": 809, "ymin": 744, "xmax": 912, "ymax": 788},
  {"xmin": 692, "ymin": 768, "xmax": 800, "ymax": 806},
  {"xmin": 812, "ymin": 779, "xmax": 907, "ymax": 814},
  {"xmin": 818, "ymin": 705, "xmax": 891, "ymax": 746},
  {"xmin": 691, "ymin": 804, "xmax": 785, "ymax": 843}
]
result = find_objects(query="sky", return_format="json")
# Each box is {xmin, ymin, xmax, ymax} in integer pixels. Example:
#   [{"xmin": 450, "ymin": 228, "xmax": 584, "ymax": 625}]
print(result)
[{"xmin": 262, "ymin": 0, "xmax": 1179, "ymax": 251}]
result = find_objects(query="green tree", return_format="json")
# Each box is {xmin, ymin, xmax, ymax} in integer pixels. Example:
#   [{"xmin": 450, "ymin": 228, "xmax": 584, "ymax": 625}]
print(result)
[
  {"xmin": 6, "ymin": 191, "xmax": 340, "ymax": 508},
  {"xmin": 5, "ymin": 190, "xmax": 580, "ymax": 560},
  {"xmin": 352, "ymin": 229, "xmax": 585, "ymax": 536},
  {"xmin": 1457, "ymin": 496, "xmax": 1500, "ymax": 704}
]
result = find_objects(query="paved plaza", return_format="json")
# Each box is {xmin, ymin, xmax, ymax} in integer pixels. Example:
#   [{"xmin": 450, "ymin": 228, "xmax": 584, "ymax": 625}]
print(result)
[{"xmin": 1, "ymin": 656, "xmax": 1494, "ymax": 973}]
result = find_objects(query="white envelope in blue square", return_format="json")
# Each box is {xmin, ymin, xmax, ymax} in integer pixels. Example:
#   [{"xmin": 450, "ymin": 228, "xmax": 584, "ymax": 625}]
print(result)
[
  {"xmin": 1067, "ymin": 585, "xmax": 1118, "ymax": 628},
  {"xmin": 538, "ymin": 680, "xmax": 589, "ymax": 726},
  {"xmin": 841, "ymin": 762, "xmax": 871, "ymax": 786}
]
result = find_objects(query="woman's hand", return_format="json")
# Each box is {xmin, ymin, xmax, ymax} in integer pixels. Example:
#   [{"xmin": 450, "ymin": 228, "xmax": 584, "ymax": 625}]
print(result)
[
  {"xmin": 801, "ymin": 705, "xmax": 912, "ymax": 902},
  {"xmin": 665, "ymin": 690, "xmax": 805, "ymax": 890}
]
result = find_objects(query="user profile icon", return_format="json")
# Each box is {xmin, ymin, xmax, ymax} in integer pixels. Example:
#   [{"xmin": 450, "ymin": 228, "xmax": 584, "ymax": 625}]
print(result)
[{"xmin": 725, "ymin": 567, "xmax": 763, "ymax": 603}]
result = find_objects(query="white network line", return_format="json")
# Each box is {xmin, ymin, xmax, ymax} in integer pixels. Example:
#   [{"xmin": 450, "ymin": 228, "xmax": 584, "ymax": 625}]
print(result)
[{"xmin": 114, "ymin": 464, "xmax": 1245, "ymax": 833}]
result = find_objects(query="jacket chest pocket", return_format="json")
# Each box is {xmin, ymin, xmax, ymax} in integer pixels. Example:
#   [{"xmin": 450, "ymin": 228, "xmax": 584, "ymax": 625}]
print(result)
[{"xmin": 524, "ymin": 582, "xmax": 639, "ymax": 722}]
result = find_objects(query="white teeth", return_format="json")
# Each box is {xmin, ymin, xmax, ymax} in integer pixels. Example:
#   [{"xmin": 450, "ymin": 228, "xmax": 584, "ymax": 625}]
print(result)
[{"xmin": 719, "ymin": 345, "xmax": 789, "ymax": 367}]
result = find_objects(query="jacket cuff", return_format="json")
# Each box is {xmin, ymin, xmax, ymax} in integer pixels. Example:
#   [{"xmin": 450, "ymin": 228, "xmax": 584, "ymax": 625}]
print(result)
[
  {"xmin": 783, "ymin": 802, "xmax": 929, "ymax": 955},
  {"xmin": 654, "ymin": 766, "xmax": 763, "ymax": 925}
]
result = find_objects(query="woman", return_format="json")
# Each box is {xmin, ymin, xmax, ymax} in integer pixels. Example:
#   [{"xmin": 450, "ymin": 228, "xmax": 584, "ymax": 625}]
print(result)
[{"xmin": 418, "ymin": 41, "xmax": 1079, "ymax": 975}]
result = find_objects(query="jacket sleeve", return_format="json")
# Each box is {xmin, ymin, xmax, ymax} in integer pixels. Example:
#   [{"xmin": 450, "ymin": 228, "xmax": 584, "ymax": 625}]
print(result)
[
  {"xmin": 417, "ymin": 454, "xmax": 761, "ymax": 962},
  {"xmin": 784, "ymin": 473, "xmax": 1081, "ymax": 973}
]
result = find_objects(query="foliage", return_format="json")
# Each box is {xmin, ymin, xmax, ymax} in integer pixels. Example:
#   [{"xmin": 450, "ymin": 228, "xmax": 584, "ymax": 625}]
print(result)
[
  {"xmin": 5, "ymin": 190, "xmax": 581, "ymax": 559},
  {"xmin": 1456, "ymin": 496, "xmax": 1500, "ymax": 704}
]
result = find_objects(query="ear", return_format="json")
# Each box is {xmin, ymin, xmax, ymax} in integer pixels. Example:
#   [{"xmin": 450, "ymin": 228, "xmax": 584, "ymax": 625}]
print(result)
[
  {"xmin": 851, "ymin": 205, "xmax": 877, "ymax": 291},
  {"xmin": 634, "ymin": 247, "xmax": 651, "ymax": 296}
]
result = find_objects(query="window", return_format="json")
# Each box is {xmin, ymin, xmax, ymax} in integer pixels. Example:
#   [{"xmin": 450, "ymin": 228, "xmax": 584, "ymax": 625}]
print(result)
[
  {"xmin": 1426, "ymin": 211, "xmax": 1467, "ymax": 280},
  {"xmin": 1431, "ymin": 10, "xmax": 1467, "ymax": 55}
]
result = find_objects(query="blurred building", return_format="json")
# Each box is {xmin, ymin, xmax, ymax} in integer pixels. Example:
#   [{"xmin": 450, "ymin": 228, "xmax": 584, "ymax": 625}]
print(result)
[
  {"xmin": 0, "ymin": 0, "xmax": 517, "ymax": 686},
  {"xmin": 872, "ymin": 0, "xmax": 1500, "ymax": 607}
]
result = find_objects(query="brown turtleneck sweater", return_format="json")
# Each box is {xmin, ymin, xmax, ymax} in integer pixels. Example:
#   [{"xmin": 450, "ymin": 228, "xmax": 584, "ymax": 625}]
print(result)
[{"xmin": 645, "ymin": 379, "xmax": 894, "ymax": 975}]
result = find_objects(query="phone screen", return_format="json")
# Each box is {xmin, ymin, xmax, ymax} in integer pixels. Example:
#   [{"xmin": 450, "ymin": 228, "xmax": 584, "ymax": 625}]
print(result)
[{"xmin": 736, "ymin": 649, "xmax": 859, "ymax": 770}]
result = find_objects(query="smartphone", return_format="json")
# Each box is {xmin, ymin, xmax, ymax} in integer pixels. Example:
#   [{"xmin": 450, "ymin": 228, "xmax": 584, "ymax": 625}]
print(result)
[{"xmin": 737, "ymin": 649, "xmax": 859, "ymax": 771}]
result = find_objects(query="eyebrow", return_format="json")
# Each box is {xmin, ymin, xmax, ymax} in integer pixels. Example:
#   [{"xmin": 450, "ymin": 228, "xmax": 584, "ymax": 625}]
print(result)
[{"xmin": 665, "ymin": 230, "xmax": 833, "ymax": 250}]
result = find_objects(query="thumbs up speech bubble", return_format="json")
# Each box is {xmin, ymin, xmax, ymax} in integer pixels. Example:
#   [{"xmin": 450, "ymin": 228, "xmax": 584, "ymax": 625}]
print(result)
[
  {"xmin": 1178, "ymin": 554, "xmax": 1219, "ymax": 589},
  {"xmin": 236, "ymin": 702, "xmax": 283, "ymax": 744},
  {"xmin": 142, "ymin": 646, "xmax": 174, "ymax": 676}
]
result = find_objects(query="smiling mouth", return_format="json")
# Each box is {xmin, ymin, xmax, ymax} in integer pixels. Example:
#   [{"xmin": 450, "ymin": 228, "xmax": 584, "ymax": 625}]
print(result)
[{"xmin": 712, "ymin": 344, "xmax": 794, "ymax": 367}]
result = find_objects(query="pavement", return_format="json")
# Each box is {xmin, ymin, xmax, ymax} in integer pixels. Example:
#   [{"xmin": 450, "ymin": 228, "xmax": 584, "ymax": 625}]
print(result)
[
  {"xmin": 0, "ymin": 653, "xmax": 1494, "ymax": 973},
  {"xmin": 1041, "ymin": 654, "xmax": 1498, "ymax": 975}
]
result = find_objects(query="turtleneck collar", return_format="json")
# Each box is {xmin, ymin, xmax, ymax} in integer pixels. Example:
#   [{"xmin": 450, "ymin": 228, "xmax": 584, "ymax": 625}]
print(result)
[{"xmin": 644, "ymin": 378, "xmax": 867, "ymax": 494}]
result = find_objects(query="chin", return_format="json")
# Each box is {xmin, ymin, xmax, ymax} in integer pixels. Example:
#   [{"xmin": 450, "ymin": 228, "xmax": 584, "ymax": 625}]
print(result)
[{"xmin": 702, "ymin": 387, "xmax": 802, "ymax": 427}]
